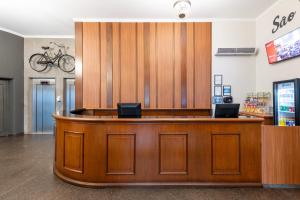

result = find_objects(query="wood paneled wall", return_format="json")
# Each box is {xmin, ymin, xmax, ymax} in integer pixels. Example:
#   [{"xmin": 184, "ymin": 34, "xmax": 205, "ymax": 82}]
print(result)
[{"xmin": 75, "ymin": 22, "xmax": 212, "ymax": 109}]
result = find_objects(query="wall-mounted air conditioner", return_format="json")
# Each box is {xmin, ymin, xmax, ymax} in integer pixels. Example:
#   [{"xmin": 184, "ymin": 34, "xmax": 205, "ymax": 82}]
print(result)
[{"xmin": 215, "ymin": 48, "xmax": 258, "ymax": 56}]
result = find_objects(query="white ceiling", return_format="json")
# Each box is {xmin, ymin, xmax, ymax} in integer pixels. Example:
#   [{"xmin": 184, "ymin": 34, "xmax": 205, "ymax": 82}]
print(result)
[{"xmin": 0, "ymin": 0, "xmax": 278, "ymax": 37}]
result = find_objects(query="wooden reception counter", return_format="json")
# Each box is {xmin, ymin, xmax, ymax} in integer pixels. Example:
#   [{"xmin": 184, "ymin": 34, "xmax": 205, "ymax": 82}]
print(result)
[{"xmin": 53, "ymin": 109, "xmax": 263, "ymax": 187}]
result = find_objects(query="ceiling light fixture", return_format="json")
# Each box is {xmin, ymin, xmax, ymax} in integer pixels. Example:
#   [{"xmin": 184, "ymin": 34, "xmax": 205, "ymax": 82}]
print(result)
[{"xmin": 173, "ymin": 0, "xmax": 191, "ymax": 19}]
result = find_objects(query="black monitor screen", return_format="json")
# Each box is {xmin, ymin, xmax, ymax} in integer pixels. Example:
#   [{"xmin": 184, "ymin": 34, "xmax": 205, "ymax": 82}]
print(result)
[
  {"xmin": 214, "ymin": 104, "xmax": 240, "ymax": 118},
  {"xmin": 117, "ymin": 103, "xmax": 141, "ymax": 118}
]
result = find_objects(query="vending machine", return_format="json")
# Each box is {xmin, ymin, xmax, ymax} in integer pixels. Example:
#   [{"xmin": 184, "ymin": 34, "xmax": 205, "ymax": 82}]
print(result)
[{"xmin": 273, "ymin": 79, "xmax": 300, "ymax": 126}]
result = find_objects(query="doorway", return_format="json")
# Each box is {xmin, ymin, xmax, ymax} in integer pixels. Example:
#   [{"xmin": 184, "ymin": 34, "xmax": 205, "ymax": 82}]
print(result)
[
  {"xmin": 64, "ymin": 78, "xmax": 75, "ymax": 113},
  {"xmin": 32, "ymin": 79, "xmax": 55, "ymax": 133},
  {"xmin": 0, "ymin": 80, "xmax": 10, "ymax": 136}
]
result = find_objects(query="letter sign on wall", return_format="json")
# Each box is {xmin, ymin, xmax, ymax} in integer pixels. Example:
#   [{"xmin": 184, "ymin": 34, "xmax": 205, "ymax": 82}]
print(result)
[{"xmin": 272, "ymin": 11, "xmax": 296, "ymax": 34}]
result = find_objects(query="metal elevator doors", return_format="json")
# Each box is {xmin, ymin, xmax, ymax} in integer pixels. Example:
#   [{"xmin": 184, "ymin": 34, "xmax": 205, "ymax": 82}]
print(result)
[
  {"xmin": 64, "ymin": 79, "xmax": 75, "ymax": 113},
  {"xmin": 32, "ymin": 79, "xmax": 55, "ymax": 133},
  {"xmin": 0, "ymin": 80, "xmax": 9, "ymax": 136}
]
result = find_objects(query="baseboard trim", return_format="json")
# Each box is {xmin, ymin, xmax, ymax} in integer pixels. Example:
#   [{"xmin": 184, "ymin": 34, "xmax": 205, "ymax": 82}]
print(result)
[{"xmin": 54, "ymin": 167, "xmax": 262, "ymax": 188}]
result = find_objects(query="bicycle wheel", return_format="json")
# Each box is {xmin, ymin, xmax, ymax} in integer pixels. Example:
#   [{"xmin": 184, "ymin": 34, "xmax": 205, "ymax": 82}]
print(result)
[
  {"xmin": 58, "ymin": 54, "xmax": 75, "ymax": 73},
  {"xmin": 29, "ymin": 54, "xmax": 48, "ymax": 72}
]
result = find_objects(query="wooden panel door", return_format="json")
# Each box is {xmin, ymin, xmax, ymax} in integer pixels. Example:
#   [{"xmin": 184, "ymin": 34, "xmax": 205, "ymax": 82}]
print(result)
[
  {"xmin": 156, "ymin": 23, "xmax": 175, "ymax": 108},
  {"xmin": 82, "ymin": 23, "xmax": 101, "ymax": 108}
]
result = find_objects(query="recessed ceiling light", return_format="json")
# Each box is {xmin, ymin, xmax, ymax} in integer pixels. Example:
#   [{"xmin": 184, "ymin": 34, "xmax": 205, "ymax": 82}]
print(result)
[{"xmin": 173, "ymin": 0, "xmax": 191, "ymax": 19}]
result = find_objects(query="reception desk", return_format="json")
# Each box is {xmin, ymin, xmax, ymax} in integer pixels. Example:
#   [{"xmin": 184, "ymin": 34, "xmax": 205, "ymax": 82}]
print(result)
[{"xmin": 53, "ymin": 110, "xmax": 263, "ymax": 187}]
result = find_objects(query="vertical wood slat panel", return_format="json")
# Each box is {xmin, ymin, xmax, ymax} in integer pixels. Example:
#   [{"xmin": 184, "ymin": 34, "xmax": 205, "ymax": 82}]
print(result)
[
  {"xmin": 137, "ymin": 23, "xmax": 145, "ymax": 108},
  {"xmin": 112, "ymin": 23, "xmax": 120, "ymax": 108},
  {"xmin": 106, "ymin": 23, "xmax": 113, "ymax": 108},
  {"xmin": 156, "ymin": 23, "xmax": 174, "ymax": 108},
  {"xmin": 143, "ymin": 23, "xmax": 151, "ymax": 108},
  {"xmin": 180, "ymin": 23, "xmax": 188, "ymax": 108},
  {"xmin": 82, "ymin": 22, "xmax": 101, "ymax": 108},
  {"xmin": 186, "ymin": 23, "xmax": 195, "ymax": 108},
  {"xmin": 194, "ymin": 23, "xmax": 212, "ymax": 109},
  {"xmin": 174, "ymin": 23, "xmax": 182, "ymax": 108},
  {"xmin": 100, "ymin": 23, "xmax": 107, "ymax": 108},
  {"xmin": 149, "ymin": 23, "xmax": 157, "ymax": 108},
  {"xmin": 100, "ymin": 23, "xmax": 113, "ymax": 108},
  {"xmin": 75, "ymin": 22, "xmax": 83, "ymax": 109},
  {"xmin": 120, "ymin": 23, "xmax": 138, "ymax": 103},
  {"xmin": 77, "ymin": 22, "xmax": 212, "ymax": 109}
]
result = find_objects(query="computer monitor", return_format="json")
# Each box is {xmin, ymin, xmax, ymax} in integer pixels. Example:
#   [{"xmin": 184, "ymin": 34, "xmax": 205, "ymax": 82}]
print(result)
[
  {"xmin": 117, "ymin": 103, "xmax": 142, "ymax": 118},
  {"xmin": 214, "ymin": 104, "xmax": 240, "ymax": 118}
]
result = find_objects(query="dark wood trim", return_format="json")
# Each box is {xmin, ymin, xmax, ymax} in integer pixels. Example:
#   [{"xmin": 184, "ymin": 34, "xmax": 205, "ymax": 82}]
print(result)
[
  {"xmin": 106, "ymin": 23, "xmax": 113, "ymax": 108},
  {"xmin": 91, "ymin": 108, "xmax": 211, "ymax": 117},
  {"xmin": 181, "ymin": 23, "xmax": 187, "ymax": 108},
  {"xmin": 75, "ymin": 22, "xmax": 83, "ymax": 109}
]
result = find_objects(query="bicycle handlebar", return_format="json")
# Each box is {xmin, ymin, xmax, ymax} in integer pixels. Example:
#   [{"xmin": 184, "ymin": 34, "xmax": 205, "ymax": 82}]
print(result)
[{"xmin": 50, "ymin": 42, "xmax": 66, "ymax": 49}]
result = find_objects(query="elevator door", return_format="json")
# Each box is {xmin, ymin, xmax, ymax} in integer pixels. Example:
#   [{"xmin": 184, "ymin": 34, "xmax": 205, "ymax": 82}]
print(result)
[
  {"xmin": 32, "ymin": 80, "xmax": 55, "ymax": 133},
  {"xmin": 0, "ymin": 80, "xmax": 9, "ymax": 136},
  {"xmin": 64, "ymin": 79, "xmax": 75, "ymax": 113}
]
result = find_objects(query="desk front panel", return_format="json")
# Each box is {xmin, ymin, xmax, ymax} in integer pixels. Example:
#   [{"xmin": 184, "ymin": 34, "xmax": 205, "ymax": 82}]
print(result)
[{"xmin": 55, "ymin": 119, "xmax": 261, "ymax": 186}]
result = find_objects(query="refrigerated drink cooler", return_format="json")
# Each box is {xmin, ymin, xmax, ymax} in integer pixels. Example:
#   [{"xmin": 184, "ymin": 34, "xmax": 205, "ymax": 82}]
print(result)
[{"xmin": 273, "ymin": 78, "xmax": 300, "ymax": 126}]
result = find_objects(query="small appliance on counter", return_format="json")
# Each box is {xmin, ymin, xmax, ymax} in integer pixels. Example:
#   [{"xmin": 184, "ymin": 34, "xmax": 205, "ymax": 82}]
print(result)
[
  {"xmin": 223, "ymin": 96, "xmax": 233, "ymax": 103},
  {"xmin": 273, "ymin": 79, "xmax": 300, "ymax": 126}
]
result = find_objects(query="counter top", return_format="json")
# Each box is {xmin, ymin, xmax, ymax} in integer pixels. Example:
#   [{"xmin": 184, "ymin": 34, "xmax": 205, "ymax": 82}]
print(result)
[
  {"xmin": 240, "ymin": 111, "xmax": 273, "ymax": 118},
  {"xmin": 53, "ymin": 112, "xmax": 264, "ymax": 123}
]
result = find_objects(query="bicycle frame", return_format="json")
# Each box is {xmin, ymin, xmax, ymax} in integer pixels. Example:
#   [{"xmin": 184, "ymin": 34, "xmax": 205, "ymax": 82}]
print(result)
[{"xmin": 43, "ymin": 49, "xmax": 63, "ymax": 65}]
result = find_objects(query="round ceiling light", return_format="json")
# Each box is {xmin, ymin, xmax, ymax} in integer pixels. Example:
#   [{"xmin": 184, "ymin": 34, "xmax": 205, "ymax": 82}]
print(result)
[{"xmin": 173, "ymin": 0, "xmax": 191, "ymax": 19}]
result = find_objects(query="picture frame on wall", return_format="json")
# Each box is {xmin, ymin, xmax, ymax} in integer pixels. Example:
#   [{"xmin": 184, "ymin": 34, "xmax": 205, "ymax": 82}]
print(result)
[
  {"xmin": 223, "ymin": 85, "xmax": 231, "ymax": 96},
  {"xmin": 212, "ymin": 96, "xmax": 223, "ymax": 104},
  {"xmin": 214, "ymin": 74, "xmax": 223, "ymax": 85},
  {"xmin": 214, "ymin": 86, "xmax": 222, "ymax": 96}
]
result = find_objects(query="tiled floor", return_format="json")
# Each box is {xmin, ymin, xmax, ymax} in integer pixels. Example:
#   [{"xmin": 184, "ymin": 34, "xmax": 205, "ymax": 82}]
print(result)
[{"xmin": 0, "ymin": 135, "xmax": 300, "ymax": 200}]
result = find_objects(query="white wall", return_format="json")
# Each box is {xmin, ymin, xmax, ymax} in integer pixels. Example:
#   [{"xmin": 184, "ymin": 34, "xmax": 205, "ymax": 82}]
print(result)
[
  {"xmin": 212, "ymin": 21, "xmax": 257, "ymax": 107},
  {"xmin": 24, "ymin": 38, "xmax": 74, "ymax": 133},
  {"xmin": 256, "ymin": 0, "xmax": 300, "ymax": 93}
]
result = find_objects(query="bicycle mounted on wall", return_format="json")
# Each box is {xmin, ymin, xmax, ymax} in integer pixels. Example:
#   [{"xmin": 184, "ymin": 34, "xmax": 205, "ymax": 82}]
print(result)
[{"xmin": 29, "ymin": 42, "xmax": 75, "ymax": 73}]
